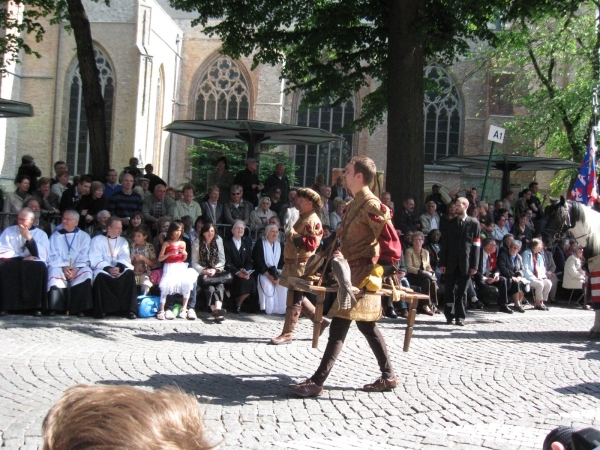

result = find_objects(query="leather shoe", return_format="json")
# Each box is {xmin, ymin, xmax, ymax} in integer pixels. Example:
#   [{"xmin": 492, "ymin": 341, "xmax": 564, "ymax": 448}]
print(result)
[
  {"xmin": 534, "ymin": 304, "xmax": 548, "ymax": 311},
  {"xmin": 455, "ymin": 319, "xmax": 465, "ymax": 326},
  {"xmin": 385, "ymin": 307, "xmax": 398, "ymax": 318},
  {"xmin": 77, "ymin": 312, "xmax": 85, "ymax": 318},
  {"xmin": 47, "ymin": 310, "xmax": 56, "ymax": 317},
  {"xmin": 469, "ymin": 301, "xmax": 484, "ymax": 310},
  {"xmin": 513, "ymin": 306, "xmax": 525, "ymax": 313},
  {"xmin": 422, "ymin": 306, "xmax": 434, "ymax": 316},
  {"xmin": 0, "ymin": 310, "xmax": 7, "ymax": 316},
  {"xmin": 235, "ymin": 306, "xmax": 242, "ymax": 314},
  {"xmin": 363, "ymin": 376, "xmax": 398, "ymax": 392},
  {"xmin": 269, "ymin": 334, "xmax": 292, "ymax": 345},
  {"xmin": 127, "ymin": 311, "xmax": 137, "ymax": 320},
  {"xmin": 32, "ymin": 310, "xmax": 42, "ymax": 317},
  {"xmin": 399, "ymin": 309, "xmax": 409, "ymax": 318},
  {"xmin": 289, "ymin": 380, "xmax": 323, "ymax": 397},
  {"xmin": 445, "ymin": 319, "xmax": 453, "ymax": 325},
  {"xmin": 498, "ymin": 305, "xmax": 513, "ymax": 314}
]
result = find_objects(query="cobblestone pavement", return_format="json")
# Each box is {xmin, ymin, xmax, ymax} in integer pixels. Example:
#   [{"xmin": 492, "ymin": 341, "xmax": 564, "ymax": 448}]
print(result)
[{"xmin": 1, "ymin": 305, "xmax": 599, "ymax": 449}]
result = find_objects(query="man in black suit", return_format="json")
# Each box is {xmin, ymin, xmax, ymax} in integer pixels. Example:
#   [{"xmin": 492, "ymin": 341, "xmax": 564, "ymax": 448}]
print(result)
[
  {"xmin": 472, "ymin": 238, "xmax": 513, "ymax": 314},
  {"xmin": 59, "ymin": 175, "xmax": 93, "ymax": 229},
  {"xmin": 396, "ymin": 198, "xmax": 421, "ymax": 234},
  {"xmin": 439, "ymin": 197, "xmax": 480, "ymax": 326},
  {"xmin": 262, "ymin": 163, "xmax": 290, "ymax": 201},
  {"xmin": 332, "ymin": 175, "xmax": 347, "ymax": 200},
  {"xmin": 234, "ymin": 158, "xmax": 263, "ymax": 207}
]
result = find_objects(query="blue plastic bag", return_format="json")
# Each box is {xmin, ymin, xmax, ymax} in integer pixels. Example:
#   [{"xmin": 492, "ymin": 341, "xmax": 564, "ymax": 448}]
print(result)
[{"xmin": 138, "ymin": 295, "xmax": 160, "ymax": 318}]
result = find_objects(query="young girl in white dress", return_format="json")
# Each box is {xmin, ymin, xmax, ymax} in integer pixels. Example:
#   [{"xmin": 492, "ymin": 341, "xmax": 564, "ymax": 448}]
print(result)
[{"xmin": 156, "ymin": 222, "xmax": 198, "ymax": 320}]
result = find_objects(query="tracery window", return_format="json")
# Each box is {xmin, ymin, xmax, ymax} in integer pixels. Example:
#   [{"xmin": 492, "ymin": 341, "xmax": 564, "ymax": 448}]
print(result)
[
  {"xmin": 66, "ymin": 47, "xmax": 114, "ymax": 175},
  {"xmin": 424, "ymin": 64, "xmax": 461, "ymax": 165},
  {"xmin": 195, "ymin": 57, "xmax": 249, "ymax": 120},
  {"xmin": 295, "ymin": 101, "xmax": 354, "ymax": 187}
]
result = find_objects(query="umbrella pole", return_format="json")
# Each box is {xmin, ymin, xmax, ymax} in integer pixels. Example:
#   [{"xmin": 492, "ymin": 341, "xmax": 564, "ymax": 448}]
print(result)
[
  {"xmin": 481, "ymin": 141, "xmax": 495, "ymax": 201},
  {"xmin": 501, "ymin": 168, "xmax": 511, "ymax": 199}
]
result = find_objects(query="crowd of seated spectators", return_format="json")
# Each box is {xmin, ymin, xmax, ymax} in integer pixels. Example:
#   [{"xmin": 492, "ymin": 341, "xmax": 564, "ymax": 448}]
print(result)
[
  {"xmin": 0, "ymin": 156, "xmax": 593, "ymax": 322},
  {"xmin": 380, "ymin": 181, "xmax": 593, "ymax": 319}
]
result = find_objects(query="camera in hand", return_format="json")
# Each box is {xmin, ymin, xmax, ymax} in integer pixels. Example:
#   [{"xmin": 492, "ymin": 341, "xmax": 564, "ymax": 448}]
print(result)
[
  {"xmin": 267, "ymin": 266, "xmax": 279, "ymax": 280},
  {"xmin": 544, "ymin": 426, "xmax": 600, "ymax": 450}
]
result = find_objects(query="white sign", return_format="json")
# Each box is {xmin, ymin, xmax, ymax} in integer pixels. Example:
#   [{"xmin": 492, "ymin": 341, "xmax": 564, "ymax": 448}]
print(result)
[{"xmin": 488, "ymin": 125, "xmax": 506, "ymax": 144}]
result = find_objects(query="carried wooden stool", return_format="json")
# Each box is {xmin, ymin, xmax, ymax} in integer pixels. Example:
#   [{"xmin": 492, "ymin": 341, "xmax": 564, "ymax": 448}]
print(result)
[
  {"xmin": 281, "ymin": 276, "xmax": 427, "ymax": 351},
  {"xmin": 383, "ymin": 285, "xmax": 429, "ymax": 351}
]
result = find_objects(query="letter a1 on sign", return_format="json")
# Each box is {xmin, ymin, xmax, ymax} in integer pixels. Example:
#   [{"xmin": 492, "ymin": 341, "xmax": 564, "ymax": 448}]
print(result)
[{"xmin": 488, "ymin": 125, "xmax": 506, "ymax": 144}]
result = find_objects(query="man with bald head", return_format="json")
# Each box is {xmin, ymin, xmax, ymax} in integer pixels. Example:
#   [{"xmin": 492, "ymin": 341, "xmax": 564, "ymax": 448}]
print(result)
[
  {"xmin": 0, "ymin": 208, "xmax": 50, "ymax": 316},
  {"xmin": 47, "ymin": 210, "xmax": 94, "ymax": 317},
  {"xmin": 439, "ymin": 197, "xmax": 481, "ymax": 326}
]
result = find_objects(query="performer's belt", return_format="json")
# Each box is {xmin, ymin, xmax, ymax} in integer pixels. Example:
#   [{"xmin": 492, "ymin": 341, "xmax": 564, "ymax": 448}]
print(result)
[
  {"xmin": 348, "ymin": 258, "xmax": 372, "ymax": 268},
  {"xmin": 285, "ymin": 258, "xmax": 309, "ymax": 263}
]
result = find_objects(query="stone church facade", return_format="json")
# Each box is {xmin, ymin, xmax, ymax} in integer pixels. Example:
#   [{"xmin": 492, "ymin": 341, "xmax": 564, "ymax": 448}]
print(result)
[{"xmin": 0, "ymin": 0, "xmax": 549, "ymax": 203}]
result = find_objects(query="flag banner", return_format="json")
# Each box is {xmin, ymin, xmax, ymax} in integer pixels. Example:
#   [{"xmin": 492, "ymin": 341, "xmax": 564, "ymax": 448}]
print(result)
[{"xmin": 569, "ymin": 130, "xmax": 598, "ymax": 206}]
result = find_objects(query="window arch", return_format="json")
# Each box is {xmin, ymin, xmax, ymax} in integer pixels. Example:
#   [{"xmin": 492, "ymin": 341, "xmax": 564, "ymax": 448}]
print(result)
[
  {"xmin": 66, "ymin": 47, "xmax": 114, "ymax": 175},
  {"xmin": 294, "ymin": 100, "xmax": 355, "ymax": 188},
  {"xmin": 195, "ymin": 57, "xmax": 249, "ymax": 120},
  {"xmin": 424, "ymin": 64, "xmax": 461, "ymax": 165}
]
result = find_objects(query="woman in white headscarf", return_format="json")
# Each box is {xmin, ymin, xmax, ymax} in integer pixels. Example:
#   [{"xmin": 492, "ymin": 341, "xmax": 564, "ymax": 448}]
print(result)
[{"xmin": 252, "ymin": 223, "xmax": 286, "ymax": 314}]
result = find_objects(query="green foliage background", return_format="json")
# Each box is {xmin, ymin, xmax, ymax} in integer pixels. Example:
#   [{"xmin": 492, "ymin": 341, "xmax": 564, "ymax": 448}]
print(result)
[
  {"xmin": 187, "ymin": 140, "xmax": 299, "ymax": 199},
  {"xmin": 480, "ymin": 2, "xmax": 599, "ymax": 195}
]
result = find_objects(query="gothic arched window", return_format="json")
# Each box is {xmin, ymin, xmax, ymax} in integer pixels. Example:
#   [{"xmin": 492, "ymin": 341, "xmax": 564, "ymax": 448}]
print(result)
[
  {"xmin": 424, "ymin": 64, "xmax": 461, "ymax": 164},
  {"xmin": 295, "ymin": 101, "xmax": 354, "ymax": 187},
  {"xmin": 66, "ymin": 47, "xmax": 114, "ymax": 175},
  {"xmin": 195, "ymin": 57, "xmax": 249, "ymax": 120}
]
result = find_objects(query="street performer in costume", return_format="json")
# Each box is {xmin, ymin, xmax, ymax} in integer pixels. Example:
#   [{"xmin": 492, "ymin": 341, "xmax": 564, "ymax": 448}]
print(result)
[
  {"xmin": 269, "ymin": 188, "xmax": 330, "ymax": 345},
  {"xmin": 290, "ymin": 156, "xmax": 400, "ymax": 397}
]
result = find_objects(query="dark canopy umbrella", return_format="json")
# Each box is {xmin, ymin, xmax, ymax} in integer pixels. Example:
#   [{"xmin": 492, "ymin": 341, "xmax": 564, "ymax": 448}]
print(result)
[
  {"xmin": 164, "ymin": 119, "xmax": 343, "ymax": 158},
  {"xmin": 0, "ymin": 99, "xmax": 33, "ymax": 118},
  {"xmin": 434, "ymin": 154, "xmax": 580, "ymax": 196}
]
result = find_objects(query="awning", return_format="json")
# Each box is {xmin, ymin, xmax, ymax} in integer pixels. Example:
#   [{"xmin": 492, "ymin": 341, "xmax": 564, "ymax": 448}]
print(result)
[{"xmin": 164, "ymin": 119, "xmax": 343, "ymax": 157}]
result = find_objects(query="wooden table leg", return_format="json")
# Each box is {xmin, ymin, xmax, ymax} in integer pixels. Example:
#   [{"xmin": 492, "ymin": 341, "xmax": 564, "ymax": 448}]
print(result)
[
  {"xmin": 312, "ymin": 291, "xmax": 326, "ymax": 349},
  {"xmin": 403, "ymin": 296, "xmax": 418, "ymax": 352}
]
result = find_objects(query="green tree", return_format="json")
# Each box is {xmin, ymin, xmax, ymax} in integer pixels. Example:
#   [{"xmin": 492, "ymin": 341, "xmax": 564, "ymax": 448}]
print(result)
[
  {"xmin": 483, "ymin": 1, "xmax": 599, "ymax": 194},
  {"xmin": 168, "ymin": 0, "xmax": 580, "ymax": 208},
  {"xmin": 188, "ymin": 141, "xmax": 298, "ymax": 199},
  {"xmin": 0, "ymin": 0, "xmax": 109, "ymax": 180}
]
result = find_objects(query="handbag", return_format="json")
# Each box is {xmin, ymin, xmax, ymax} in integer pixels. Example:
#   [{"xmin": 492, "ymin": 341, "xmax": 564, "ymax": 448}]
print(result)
[
  {"xmin": 149, "ymin": 268, "xmax": 162, "ymax": 285},
  {"xmin": 199, "ymin": 271, "xmax": 233, "ymax": 286}
]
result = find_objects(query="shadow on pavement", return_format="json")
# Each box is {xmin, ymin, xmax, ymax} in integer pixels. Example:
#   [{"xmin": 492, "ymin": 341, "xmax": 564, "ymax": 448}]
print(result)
[
  {"xmin": 555, "ymin": 381, "xmax": 600, "ymax": 399},
  {"xmin": 134, "ymin": 332, "xmax": 268, "ymax": 344},
  {"xmin": 98, "ymin": 373, "xmax": 347, "ymax": 405}
]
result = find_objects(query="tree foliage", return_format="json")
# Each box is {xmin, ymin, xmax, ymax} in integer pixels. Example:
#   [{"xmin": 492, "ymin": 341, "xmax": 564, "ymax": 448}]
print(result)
[
  {"xmin": 482, "ymin": 0, "xmax": 598, "ymax": 195},
  {"xmin": 171, "ymin": 0, "xmax": 506, "ymax": 132},
  {"xmin": 169, "ymin": 0, "xmax": 585, "ymax": 209}
]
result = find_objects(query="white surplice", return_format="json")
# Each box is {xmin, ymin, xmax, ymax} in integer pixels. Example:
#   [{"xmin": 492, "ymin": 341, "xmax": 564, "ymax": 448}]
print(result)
[
  {"xmin": 0, "ymin": 225, "xmax": 49, "ymax": 263},
  {"xmin": 48, "ymin": 228, "xmax": 93, "ymax": 290},
  {"xmin": 89, "ymin": 235, "xmax": 133, "ymax": 280}
]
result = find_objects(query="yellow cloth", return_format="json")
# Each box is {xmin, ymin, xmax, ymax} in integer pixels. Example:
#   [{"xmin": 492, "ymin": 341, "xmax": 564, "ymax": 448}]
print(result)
[{"xmin": 359, "ymin": 264, "xmax": 384, "ymax": 292}]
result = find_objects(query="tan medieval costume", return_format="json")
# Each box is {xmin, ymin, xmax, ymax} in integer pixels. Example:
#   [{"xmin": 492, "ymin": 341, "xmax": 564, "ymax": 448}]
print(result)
[
  {"xmin": 303, "ymin": 184, "xmax": 398, "ymax": 389},
  {"xmin": 270, "ymin": 188, "xmax": 328, "ymax": 345}
]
